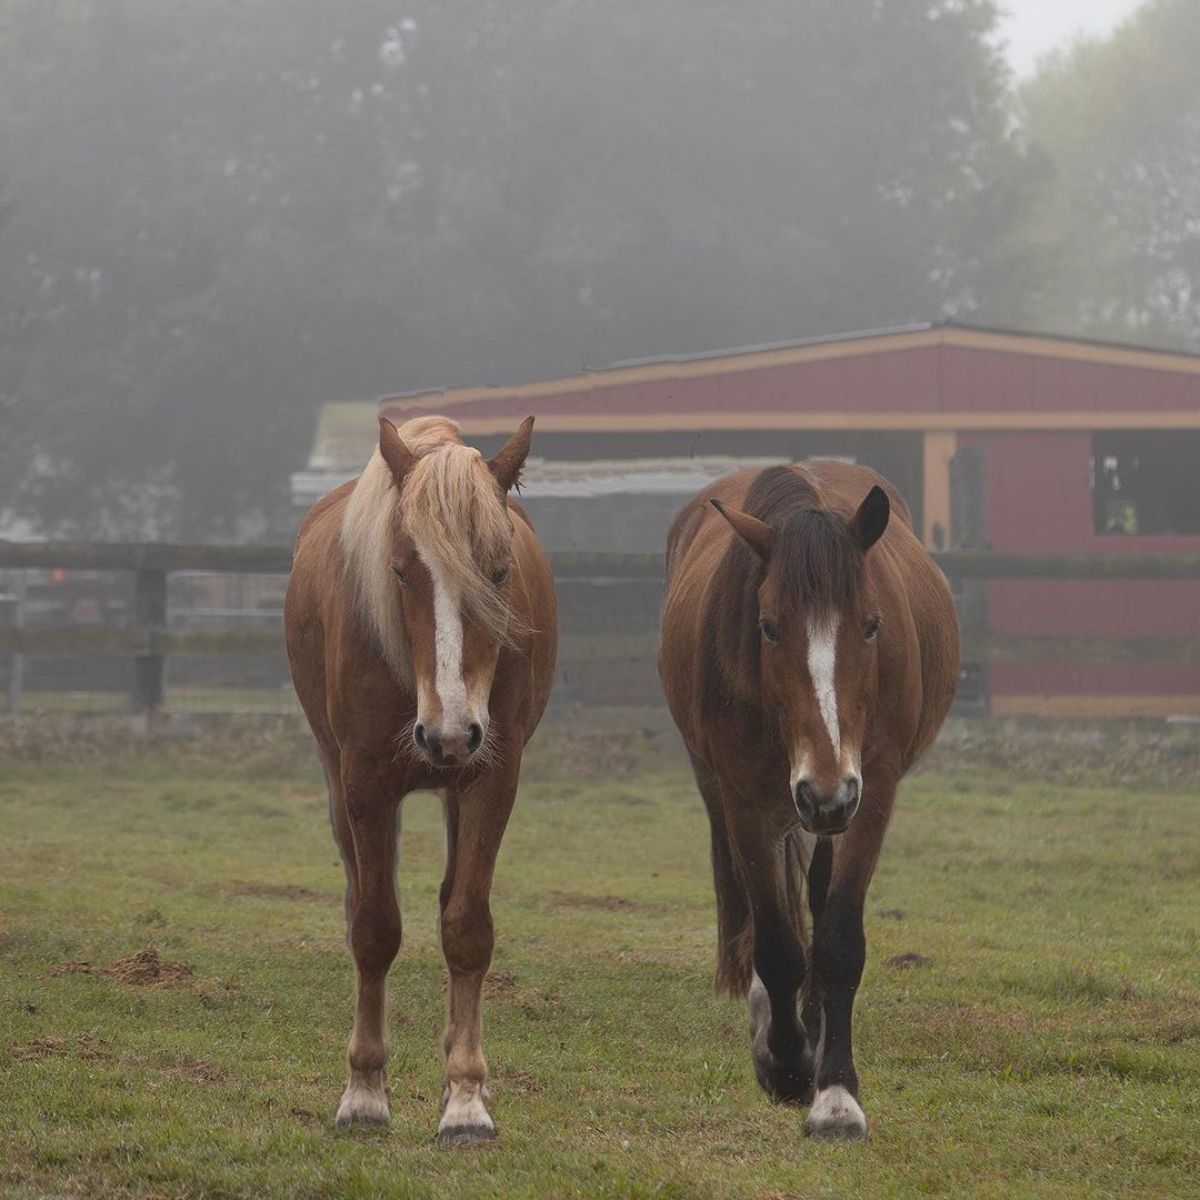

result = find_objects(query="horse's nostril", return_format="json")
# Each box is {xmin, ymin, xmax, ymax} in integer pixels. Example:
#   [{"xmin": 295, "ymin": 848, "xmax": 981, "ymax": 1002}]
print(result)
[
  {"xmin": 467, "ymin": 723, "xmax": 484, "ymax": 752},
  {"xmin": 414, "ymin": 723, "xmax": 428, "ymax": 751}
]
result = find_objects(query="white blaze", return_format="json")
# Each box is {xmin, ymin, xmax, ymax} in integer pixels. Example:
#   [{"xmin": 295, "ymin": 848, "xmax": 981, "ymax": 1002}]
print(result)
[
  {"xmin": 418, "ymin": 548, "xmax": 468, "ymax": 723},
  {"xmin": 806, "ymin": 615, "xmax": 840, "ymax": 758}
]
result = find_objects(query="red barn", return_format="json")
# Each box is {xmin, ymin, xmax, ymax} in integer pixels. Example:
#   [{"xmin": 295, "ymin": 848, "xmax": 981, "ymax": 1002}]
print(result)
[{"xmin": 374, "ymin": 322, "xmax": 1200, "ymax": 718}]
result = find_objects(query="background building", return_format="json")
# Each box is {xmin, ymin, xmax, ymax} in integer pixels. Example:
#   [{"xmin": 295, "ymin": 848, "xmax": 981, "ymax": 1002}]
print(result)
[{"xmin": 294, "ymin": 322, "xmax": 1200, "ymax": 718}]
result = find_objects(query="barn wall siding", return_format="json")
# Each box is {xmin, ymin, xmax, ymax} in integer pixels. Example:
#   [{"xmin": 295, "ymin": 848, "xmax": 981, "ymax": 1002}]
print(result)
[{"xmin": 370, "ymin": 326, "xmax": 1200, "ymax": 715}]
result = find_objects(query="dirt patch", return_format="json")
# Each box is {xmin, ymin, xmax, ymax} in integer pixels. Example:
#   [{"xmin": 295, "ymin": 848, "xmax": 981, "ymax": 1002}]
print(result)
[
  {"xmin": 107, "ymin": 947, "xmax": 193, "ymax": 987},
  {"xmin": 885, "ymin": 952, "xmax": 934, "ymax": 969},
  {"xmin": 54, "ymin": 947, "xmax": 194, "ymax": 988},
  {"xmin": 9, "ymin": 1032, "xmax": 112, "ymax": 1063},
  {"xmin": 75, "ymin": 1032, "xmax": 111, "ymax": 1062},
  {"xmin": 224, "ymin": 881, "xmax": 331, "ymax": 903},
  {"xmin": 548, "ymin": 890, "xmax": 659, "ymax": 913},
  {"xmin": 483, "ymin": 971, "xmax": 519, "ymax": 1000},
  {"xmin": 495, "ymin": 1068, "xmax": 544, "ymax": 1094},
  {"xmin": 50, "ymin": 960, "xmax": 95, "ymax": 977},
  {"xmin": 8, "ymin": 1035, "xmax": 65, "ymax": 1060},
  {"xmin": 163, "ymin": 1055, "xmax": 227, "ymax": 1084},
  {"xmin": 519, "ymin": 987, "xmax": 562, "ymax": 1019}
]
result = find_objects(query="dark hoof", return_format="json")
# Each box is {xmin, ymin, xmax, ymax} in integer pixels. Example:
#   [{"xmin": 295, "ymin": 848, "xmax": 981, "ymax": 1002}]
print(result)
[
  {"xmin": 754, "ymin": 1052, "xmax": 814, "ymax": 1106},
  {"xmin": 437, "ymin": 1123, "xmax": 497, "ymax": 1147}
]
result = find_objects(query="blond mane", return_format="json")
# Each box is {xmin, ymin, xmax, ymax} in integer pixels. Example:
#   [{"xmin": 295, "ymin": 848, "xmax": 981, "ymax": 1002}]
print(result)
[{"xmin": 340, "ymin": 416, "xmax": 517, "ymax": 684}]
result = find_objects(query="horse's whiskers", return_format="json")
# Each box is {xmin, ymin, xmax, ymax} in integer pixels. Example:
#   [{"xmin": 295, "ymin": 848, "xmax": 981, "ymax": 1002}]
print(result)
[{"xmin": 390, "ymin": 718, "xmax": 422, "ymax": 766}]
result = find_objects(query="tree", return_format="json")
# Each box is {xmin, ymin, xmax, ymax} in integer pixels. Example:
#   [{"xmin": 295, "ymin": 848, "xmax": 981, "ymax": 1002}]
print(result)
[
  {"xmin": 1021, "ymin": 0, "xmax": 1200, "ymax": 349},
  {"xmin": 0, "ymin": 181, "xmax": 33, "ymax": 517},
  {"xmin": 0, "ymin": 0, "xmax": 1044, "ymax": 537}
]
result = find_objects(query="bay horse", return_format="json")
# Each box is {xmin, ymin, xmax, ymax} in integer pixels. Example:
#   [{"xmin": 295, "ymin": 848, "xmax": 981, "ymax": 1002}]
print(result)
[
  {"xmin": 284, "ymin": 414, "xmax": 556, "ymax": 1142},
  {"xmin": 659, "ymin": 461, "xmax": 958, "ymax": 1140}
]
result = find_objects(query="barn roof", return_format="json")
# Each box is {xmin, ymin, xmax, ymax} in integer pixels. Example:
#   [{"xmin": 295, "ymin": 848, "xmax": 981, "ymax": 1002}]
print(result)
[{"xmin": 376, "ymin": 322, "xmax": 1200, "ymax": 436}]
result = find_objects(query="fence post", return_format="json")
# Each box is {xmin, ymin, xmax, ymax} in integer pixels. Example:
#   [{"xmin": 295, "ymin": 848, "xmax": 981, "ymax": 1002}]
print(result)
[
  {"xmin": 949, "ymin": 447, "xmax": 991, "ymax": 717},
  {"xmin": 1, "ymin": 572, "xmax": 25, "ymax": 714},
  {"xmin": 132, "ymin": 567, "xmax": 167, "ymax": 727}
]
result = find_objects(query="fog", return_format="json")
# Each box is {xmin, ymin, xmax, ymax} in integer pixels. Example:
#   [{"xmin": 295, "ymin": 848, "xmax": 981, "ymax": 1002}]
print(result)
[{"xmin": 0, "ymin": 0, "xmax": 1195, "ymax": 539}]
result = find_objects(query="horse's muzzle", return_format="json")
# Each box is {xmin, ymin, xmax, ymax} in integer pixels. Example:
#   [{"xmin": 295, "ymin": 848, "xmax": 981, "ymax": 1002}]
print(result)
[
  {"xmin": 414, "ymin": 720, "xmax": 485, "ymax": 767},
  {"xmin": 793, "ymin": 777, "xmax": 860, "ymax": 834}
]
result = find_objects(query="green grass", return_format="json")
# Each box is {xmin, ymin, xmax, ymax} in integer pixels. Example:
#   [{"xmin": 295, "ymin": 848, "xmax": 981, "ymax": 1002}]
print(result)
[{"xmin": 1, "ymin": 731, "xmax": 1198, "ymax": 1198}]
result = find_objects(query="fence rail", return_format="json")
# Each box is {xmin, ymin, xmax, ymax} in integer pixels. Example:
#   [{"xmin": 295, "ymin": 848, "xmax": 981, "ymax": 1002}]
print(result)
[
  {"xmin": 3, "ymin": 540, "xmax": 1199, "ymax": 717},
  {"xmin": 5, "ymin": 541, "xmax": 1200, "ymax": 579}
]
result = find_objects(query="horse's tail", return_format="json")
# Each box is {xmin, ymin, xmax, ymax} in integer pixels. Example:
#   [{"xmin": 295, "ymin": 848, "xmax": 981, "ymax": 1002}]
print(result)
[{"xmin": 709, "ymin": 801, "xmax": 754, "ymax": 998}]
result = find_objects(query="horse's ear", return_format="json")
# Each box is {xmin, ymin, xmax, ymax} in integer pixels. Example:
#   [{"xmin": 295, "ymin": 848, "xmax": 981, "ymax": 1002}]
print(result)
[
  {"xmin": 851, "ymin": 485, "xmax": 890, "ymax": 552},
  {"xmin": 379, "ymin": 417, "xmax": 417, "ymax": 486},
  {"xmin": 710, "ymin": 498, "xmax": 775, "ymax": 563},
  {"xmin": 488, "ymin": 415, "xmax": 535, "ymax": 492}
]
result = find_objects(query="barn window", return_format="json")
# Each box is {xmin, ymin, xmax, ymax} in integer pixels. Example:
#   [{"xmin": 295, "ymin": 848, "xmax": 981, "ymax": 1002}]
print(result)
[{"xmin": 1092, "ymin": 431, "xmax": 1200, "ymax": 536}]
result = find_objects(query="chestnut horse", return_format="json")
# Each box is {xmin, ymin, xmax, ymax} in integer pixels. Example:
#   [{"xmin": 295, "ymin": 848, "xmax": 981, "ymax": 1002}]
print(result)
[
  {"xmin": 659, "ymin": 462, "xmax": 958, "ymax": 1140},
  {"xmin": 284, "ymin": 415, "xmax": 556, "ymax": 1142}
]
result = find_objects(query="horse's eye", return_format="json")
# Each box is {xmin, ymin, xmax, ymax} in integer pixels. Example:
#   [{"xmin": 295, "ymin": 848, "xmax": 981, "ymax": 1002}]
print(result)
[
  {"xmin": 491, "ymin": 566, "xmax": 509, "ymax": 587},
  {"xmin": 392, "ymin": 567, "xmax": 406, "ymax": 585},
  {"xmin": 865, "ymin": 614, "xmax": 882, "ymax": 641},
  {"xmin": 759, "ymin": 617, "xmax": 780, "ymax": 644}
]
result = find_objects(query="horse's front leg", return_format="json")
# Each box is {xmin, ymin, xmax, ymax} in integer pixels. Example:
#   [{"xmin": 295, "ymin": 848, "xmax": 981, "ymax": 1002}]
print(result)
[
  {"xmin": 728, "ymin": 806, "xmax": 815, "ymax": 1105},
  {"xmin": 334, "ymin": 768, "xmax": 402, "ymax": 1127},
  {"xmin": 436, "ymin": 764, "xmax": 517, "ymax": 1144},
  {"xmin": 803, "ymin": 777, "xmax": 894, "ymax": 1142}
]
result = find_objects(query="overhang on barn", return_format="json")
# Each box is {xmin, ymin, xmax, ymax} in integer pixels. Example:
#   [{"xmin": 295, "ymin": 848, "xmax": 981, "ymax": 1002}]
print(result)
[{"xmin": 293, "ymin": 321, "xmax": 1200, "ymax": 717}]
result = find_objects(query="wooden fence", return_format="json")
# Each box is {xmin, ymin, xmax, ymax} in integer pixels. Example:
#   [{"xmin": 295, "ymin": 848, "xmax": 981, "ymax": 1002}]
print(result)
[{"xmin": 2, "ymin": 540, "xmax": 1199, "ymax": 717}]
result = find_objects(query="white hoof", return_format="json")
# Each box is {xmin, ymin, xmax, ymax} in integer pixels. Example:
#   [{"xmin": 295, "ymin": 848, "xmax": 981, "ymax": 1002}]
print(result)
[
  {"xmin": 437, "ymin": 1082, "xmax": 495, "ymax": 1145},
  {"xmin": 335, "ymin": 1072, "xmax": 389, "ymax": 1127},
  {"xmin": 805, "ymin": 1085, "xmax": 868, "ymax": 1141}
]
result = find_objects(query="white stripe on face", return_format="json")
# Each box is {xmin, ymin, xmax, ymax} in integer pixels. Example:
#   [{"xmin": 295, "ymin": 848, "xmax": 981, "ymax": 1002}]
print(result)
[
  {"xmin": 417, "ymin": 548, "xmax": 468, "ymax": 723},
  {"xmin": 806, "ymin": 615, "xmax": 840, "ymax": 758}
]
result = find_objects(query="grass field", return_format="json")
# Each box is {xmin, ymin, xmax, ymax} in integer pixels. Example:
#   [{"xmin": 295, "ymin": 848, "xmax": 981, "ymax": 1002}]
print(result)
[{"xmin": 1, "ymin": 723, "xmax": 1198, "ymax": 1198}]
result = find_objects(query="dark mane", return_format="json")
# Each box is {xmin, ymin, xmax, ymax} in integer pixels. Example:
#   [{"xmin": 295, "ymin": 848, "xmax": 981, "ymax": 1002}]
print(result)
[{"xmin": 704, "ymin": 466, "xmax": 863, "ymax": 707}]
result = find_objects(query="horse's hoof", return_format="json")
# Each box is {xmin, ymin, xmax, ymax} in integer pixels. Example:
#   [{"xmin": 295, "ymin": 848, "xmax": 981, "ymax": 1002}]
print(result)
[
  {"xmin": 754, "ymin": 1051, "xmax": 814, "ymax": 1106},
  {"xmin": 804, "ymin": 1085, "xmax": 868, "ymax": 1141},
  {"xmin": 335, "ymin": 1079, "xmax": 390, "ymax": 1128},
  {"xmin": 437, "ymin": 1122, "xmax": 497, "ymax": 1146},
  {"xmin": 438, "ymin": 1083, "xmax": 495, "ymax": 1144}
]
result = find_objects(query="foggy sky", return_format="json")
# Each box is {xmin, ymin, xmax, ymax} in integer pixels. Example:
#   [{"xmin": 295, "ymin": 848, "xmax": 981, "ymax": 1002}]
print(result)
[{"xmin": 999, "ymin": 0, "xmax": 1142, "ymax": 74}]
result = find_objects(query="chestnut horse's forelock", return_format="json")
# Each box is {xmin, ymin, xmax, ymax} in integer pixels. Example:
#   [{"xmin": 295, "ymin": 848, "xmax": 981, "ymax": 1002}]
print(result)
[
  {"xmin": 706, "ymin": 466, "xmax": 866, "ymax": 704},
  {"xmin": 339, "ymin": 417, "xmax": 520, "ymax": 687},
  {"xmin": 399, "ymin": 439, "xmax": 521, "ymax": 645}
]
